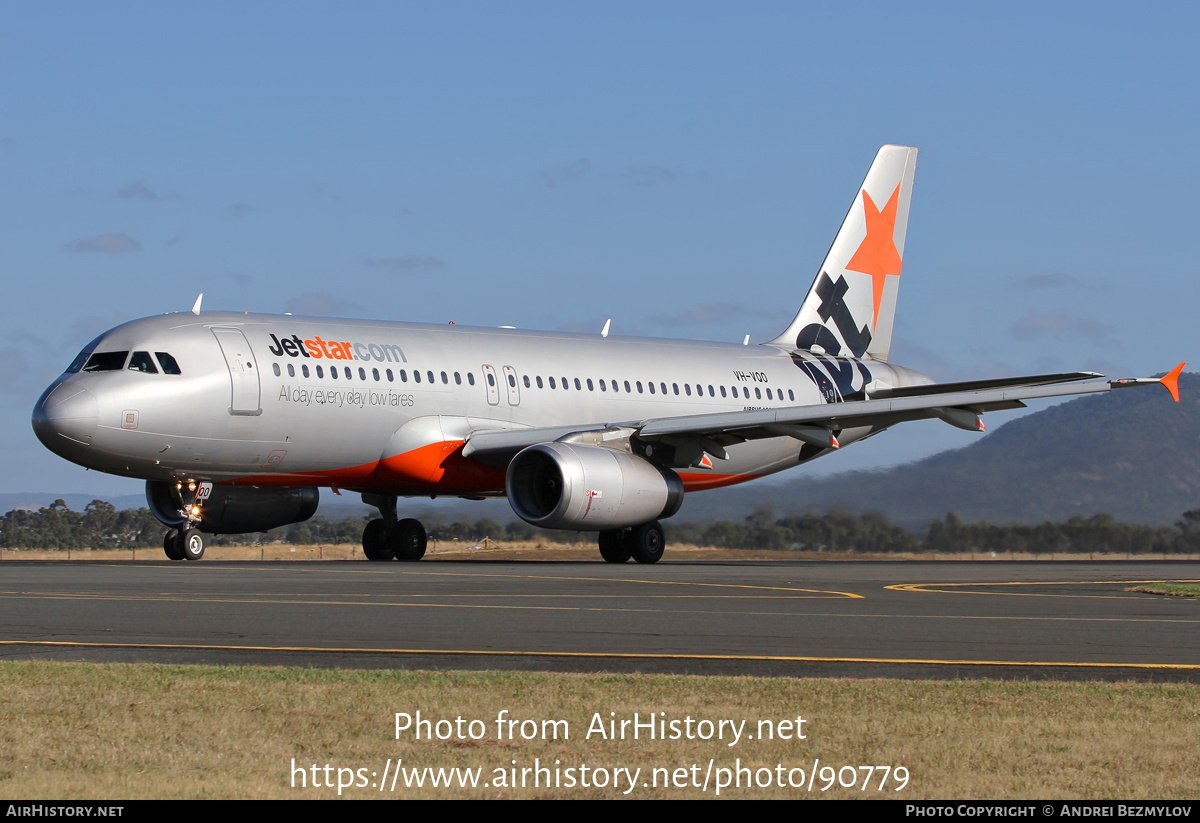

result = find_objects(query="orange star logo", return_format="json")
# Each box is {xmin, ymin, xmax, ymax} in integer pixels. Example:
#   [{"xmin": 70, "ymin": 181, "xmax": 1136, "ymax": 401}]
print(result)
[{"xmin": 845, "ymin": 183, "xmax": 903, "ymax": 329}]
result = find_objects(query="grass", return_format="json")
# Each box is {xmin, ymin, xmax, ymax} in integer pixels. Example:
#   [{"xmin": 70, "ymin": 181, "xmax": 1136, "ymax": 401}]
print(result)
[
  {"xmin": 5, "ymin": 541, "xmax": 1200, "ymax": 562},
  {"xmin": 1125, "ymin": 584, "xmax": 1200, "ymax": 597},
  {"xmin": 0, "ymin": 661, "xmax": 1197, "ymax": 799}
]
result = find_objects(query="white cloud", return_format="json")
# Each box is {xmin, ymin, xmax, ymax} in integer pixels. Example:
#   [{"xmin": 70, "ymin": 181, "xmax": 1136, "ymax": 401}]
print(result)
[
  {"xmin": 63, "ymin": 233, "xmax": 141, "ymax": 254},
  {"xmin": 539, "ymin": 158, "xmax": 591, "ymax": 189}
]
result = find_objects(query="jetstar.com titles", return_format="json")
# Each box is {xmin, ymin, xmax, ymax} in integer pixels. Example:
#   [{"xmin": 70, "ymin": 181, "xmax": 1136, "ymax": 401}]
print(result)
[{"xmin": 266, "ymin": 333, "xmax": 407, "ymax": 364}]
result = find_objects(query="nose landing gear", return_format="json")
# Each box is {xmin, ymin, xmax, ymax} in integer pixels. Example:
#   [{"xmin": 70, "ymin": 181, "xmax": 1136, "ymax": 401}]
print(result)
[{"xmin": 160, "ymin": 480, "xmax": 211, "ymax": 561}]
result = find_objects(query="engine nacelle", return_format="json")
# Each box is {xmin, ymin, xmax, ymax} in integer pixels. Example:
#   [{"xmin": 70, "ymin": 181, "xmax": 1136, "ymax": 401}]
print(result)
[
  {"xmin": 506, "ymin": 442, "xmax": 684, "ymax": 530},
  {"xmin": 146, "ymin": 481, "xmax": 319, "ymax": 534}
]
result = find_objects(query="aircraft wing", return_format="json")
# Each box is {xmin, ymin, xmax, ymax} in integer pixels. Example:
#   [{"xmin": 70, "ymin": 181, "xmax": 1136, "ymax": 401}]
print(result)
[{"xmin": 461, "ymin": 366, "xmax": 1183, "ymax": 463}]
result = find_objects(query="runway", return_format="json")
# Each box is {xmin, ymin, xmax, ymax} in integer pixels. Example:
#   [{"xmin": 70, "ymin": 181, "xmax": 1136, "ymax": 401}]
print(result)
[{"xmin": 1, "ymin": 559, "xmax": 1198, "ymax": 680}]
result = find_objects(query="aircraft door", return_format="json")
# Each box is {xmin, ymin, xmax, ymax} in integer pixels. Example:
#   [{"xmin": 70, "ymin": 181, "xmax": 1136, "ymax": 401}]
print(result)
[
  {"xmin": 481, "ymin": 365, "xmax": 500, "ymax": 406},
  {"xmin": 211, "ymin": 328, "xmax": 262, "ymax": 415},
  {"xmin": 502, "ymin": 365, "xmax": 520, "ymax": 406}
]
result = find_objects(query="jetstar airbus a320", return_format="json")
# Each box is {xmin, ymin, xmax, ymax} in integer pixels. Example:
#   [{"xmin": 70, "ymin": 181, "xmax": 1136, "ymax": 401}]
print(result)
[{"xmin": 32, "ymin": 146, "xmax": 1183, "ymax": 562}]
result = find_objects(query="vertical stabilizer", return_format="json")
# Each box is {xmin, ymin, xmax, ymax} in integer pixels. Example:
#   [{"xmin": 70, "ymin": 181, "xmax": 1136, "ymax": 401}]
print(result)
[{"xmin": 766, "ymin": 145, "xmax": 918, "ymax": 361}]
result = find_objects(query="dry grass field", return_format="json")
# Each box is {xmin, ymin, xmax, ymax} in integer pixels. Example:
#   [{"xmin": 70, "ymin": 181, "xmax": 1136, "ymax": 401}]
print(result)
[
  {"xmin": 1, "ymin": 662, "xmax": 1197, "ymax": 799},
  {"xmin": 3, "ymin": 540, "xmax": 1197, "ymax": 562}
]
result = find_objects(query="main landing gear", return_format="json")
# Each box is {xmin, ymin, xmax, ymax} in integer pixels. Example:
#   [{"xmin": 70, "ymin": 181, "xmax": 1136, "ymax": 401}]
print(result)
[
  {"xmin": 361, "ymin": 493, "xmax": 427, "ymax": 561},
  {"xmin": 598, "ymin": 520, "xmax": 665, "ymax": 564}
]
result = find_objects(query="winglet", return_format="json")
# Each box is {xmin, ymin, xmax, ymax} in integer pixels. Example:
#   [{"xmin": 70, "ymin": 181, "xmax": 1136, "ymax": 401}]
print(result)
[{"xmin": 1161, "ymin": 362, "xmax": 1185, "ymax": 402}]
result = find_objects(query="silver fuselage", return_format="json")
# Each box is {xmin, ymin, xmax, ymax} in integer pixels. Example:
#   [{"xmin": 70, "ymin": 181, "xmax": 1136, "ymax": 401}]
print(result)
[{"xmin": 32, "ymin": 311, "xmax": 931, "ymax": 497}]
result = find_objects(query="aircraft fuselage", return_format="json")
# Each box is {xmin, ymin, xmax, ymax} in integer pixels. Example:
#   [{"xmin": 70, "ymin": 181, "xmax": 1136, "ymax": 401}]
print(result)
[{"xmin": 33, "ymin": 311, "xmax": 930, "ymax": 497}]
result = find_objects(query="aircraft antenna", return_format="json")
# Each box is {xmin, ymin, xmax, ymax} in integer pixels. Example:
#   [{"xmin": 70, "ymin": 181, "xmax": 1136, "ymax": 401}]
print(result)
[
  {"xmin": 191, "ymin": 293, "xmax": 203, "ymax": 315},
  {"xmin": 742, "ymin": 334, "xmax": 750, "ymax": 346},
  {"xmin": 601, "ymin": 319, "xmax": 611, "ymax": 338}
]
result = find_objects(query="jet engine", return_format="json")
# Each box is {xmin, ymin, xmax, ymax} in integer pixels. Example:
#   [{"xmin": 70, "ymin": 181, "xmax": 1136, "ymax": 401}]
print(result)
[
  {"xmin": 146, "ymin": 481, "xmax": 319, "ymax": 534},
  {"xmin": 506, "ymin": 442, "xmax": 684, "ymax": 530}
]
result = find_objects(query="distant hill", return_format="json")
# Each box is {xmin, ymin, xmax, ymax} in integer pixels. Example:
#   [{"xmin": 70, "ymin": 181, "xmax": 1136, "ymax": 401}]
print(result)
[{"xmin": 699, "ymin": 373, "xmax": 1200, "ymax": 526}]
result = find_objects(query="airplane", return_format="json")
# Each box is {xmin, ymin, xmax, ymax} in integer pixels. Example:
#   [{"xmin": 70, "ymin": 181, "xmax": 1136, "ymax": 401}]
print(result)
[{"xmin": 31, "ymin": 145, "xmax": 1184, "ymax": 563}]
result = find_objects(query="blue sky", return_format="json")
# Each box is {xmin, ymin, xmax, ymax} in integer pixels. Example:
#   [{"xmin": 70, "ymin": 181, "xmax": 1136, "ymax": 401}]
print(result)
[{"xmin": 4, "ymin": 3, "xmax": 1197, "ymax": 498}]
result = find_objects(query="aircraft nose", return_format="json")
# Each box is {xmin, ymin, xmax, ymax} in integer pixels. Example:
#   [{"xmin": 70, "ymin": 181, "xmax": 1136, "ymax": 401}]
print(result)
[{"xmin": 32, "ymin": 383, "xmax": 98, "ymax": 453}]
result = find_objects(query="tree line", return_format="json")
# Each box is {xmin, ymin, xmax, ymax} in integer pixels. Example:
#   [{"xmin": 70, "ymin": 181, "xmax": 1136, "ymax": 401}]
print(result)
[{"xmin": 4, "ymin": 500, "xmax": 1200, "ymax": 554}]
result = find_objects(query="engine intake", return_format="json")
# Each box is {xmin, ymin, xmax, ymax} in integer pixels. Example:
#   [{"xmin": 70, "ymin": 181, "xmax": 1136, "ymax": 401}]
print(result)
[{"xmin": 506, "ymin": 442, "xmax": 683, "ymax": 530}]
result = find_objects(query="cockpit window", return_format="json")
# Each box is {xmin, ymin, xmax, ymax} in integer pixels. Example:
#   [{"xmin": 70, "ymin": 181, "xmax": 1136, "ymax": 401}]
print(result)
[
  {"xmin": 65, "ymin": 334, "xmax": 105, "ymax": 373},
  {"xmin": 82, "ymin": 351, "xmax": 129, "ymax": 372},
  {"xmin": 155, "ymin": 352, "xmax": 182, "ymax": 375},
  {"xmin": 128, "ymin": 351, "xmax": 158, "ymax": 374}
]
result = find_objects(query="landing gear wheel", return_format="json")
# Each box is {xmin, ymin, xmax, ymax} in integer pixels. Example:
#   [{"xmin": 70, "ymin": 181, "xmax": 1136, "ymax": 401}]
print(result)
[
  {"xmin": 598, "ymin": 530, "xmax": 632, "ymax": 563},
  {"xmin": 629, "ymin": 521, "xmax": 665, "ymax": 564},
  {"xmin": 391, "ymin": 518, "xmax": 427, "ymax": 561},
  {"xmin": 163, "ymin": 528, "xmax": 184, "ymax": 561},
  {"xmin": 362, "ymin": 518, "xmax": 394, "ymax": 561},
  {"xmin": 179, "ymin": 528, "xmax": 205, "ymax": 561}
]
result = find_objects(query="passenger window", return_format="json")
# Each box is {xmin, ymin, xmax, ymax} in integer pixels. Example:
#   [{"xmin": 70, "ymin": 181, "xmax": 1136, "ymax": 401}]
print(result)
[
  {"xmin": 346, "ymin": 367, "xmax": 353, "ymax": 379},
  {"xmin": 755, "ymin": 387, "xmax": 762, "ymax": 399},
  {"xmin": 536, "ymin": 376, "xmax": 543, "ymax": 388},
  {"xmin": 487, "ymin": 373, "xmax": 495, "ymax": 386},
  {"xmin": 788, "ymin": 389, "xmax": 794, "ymax": 401},
  {"xmin": 331, "ymin": 367, "xmax": 339, "ymax": 380},
  {"xmin": 561, "ymin": 376, "xmax": 568, "ymax": 389},
  {"xmin": 288, "ymin": 364, "xmax": 296, "ymax": 377},
  {"xmin": 400, "ymin": 370, "xmax": 408, "ymax": 382},
  {"xmin": 272, "ymin": 363, "xmax": 281, "ymax": 376},
  {"xmin": 414, "ymin": 371, "xmax": 421, "ymax": 383},
  {"xmin": 83, "ymin": 351, "xmax": 129, "ymax": 372},
  {"xmin": 129, "ymin": 351, "xmax": 158, "ymax": 374},
  {"xmin": 685, "ymin": 384, "xmax": 691, "ymax": 396},
  {"xmin": 442, "ymin": 371, "xmax": 449, "ymax": 384},
  {"xmin": 316, "ymin": 366, "xmax": 324, "ymax": 378},
  {"xmin": 720, "ymin": 386, "xmax": 727, "ymax": 398},
  {"xmin": 660, "ymin": 382, "xmax": 667, "ymax": 395},
  {"xmin": 359, "ymin": 367, "xmax": 366, "ymax": 380},
  {"xmin": 672, "ymin": 383, "xmax": 679, "ymax": 395},
  {"xmin": 372, "ymin": 368, "xmax": 379, "ymax": 381},
  {"xmin": 766, "ymin": 388, "xmax": 773, "ymax": 400},
  {"xmin": 456, "ymin": 372, "xmax": 463, "ymax": 385},
  {"xmin": 599, "ymin": 379, "xmax": 606, "ymax": 392},
  {"xmin": 708, "ymin": 385, "xmax": 714, "ymax": 397},
  {"xmin": 574, "ymin": 378, "xmax": 581, "ymax": 390},
  {"xmin": 636, "ymin": 381, "xmax": 643, "ymax": 393},
  {"xmin": 549, "ymin": 377, "xmax": 556, "ymax": 389},
  {"xmin": 511, "ymin": 375, "xmax": 518, "ymax": 388},
  {"xmin": 624, "ymin": 381, "xmax": 631, "ymax": 393},
  {"xmin": 387, "ymin": 369, "xmax": 394, "ymax": 381},
  {"xmin": 427, "ymin": 370, "xmax": 434, "ymax": 383},
  {"xmin": 468, "ymin": 373, "xmax": 475, "ymax": 386},
  {"xmin": 743, "ymin": 387, "xmax": 749, "ymax": 398},
  {"xmin": 648, "ymin": 382, "xmax": 655, "ymax": 394},
  {"xmin": 587, "ymin": 378, "xmax": 593, "ymax": 391},
  {"xmin": 523, "ymin": 375, "xmax": 530, "ymax": 388},
  {"xmin": 302, "ymin": 365, "xmax": 310, "ymax": 378},
  {"xmin": 154, "ymin": 352, "xmax": 182, "ymax": 375}
]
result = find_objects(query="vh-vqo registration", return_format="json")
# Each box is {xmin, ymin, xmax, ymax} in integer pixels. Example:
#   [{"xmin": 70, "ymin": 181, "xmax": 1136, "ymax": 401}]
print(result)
[{"xmin": 33, "ymin": 146, "xmax": 1183, "ymax": 563}]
